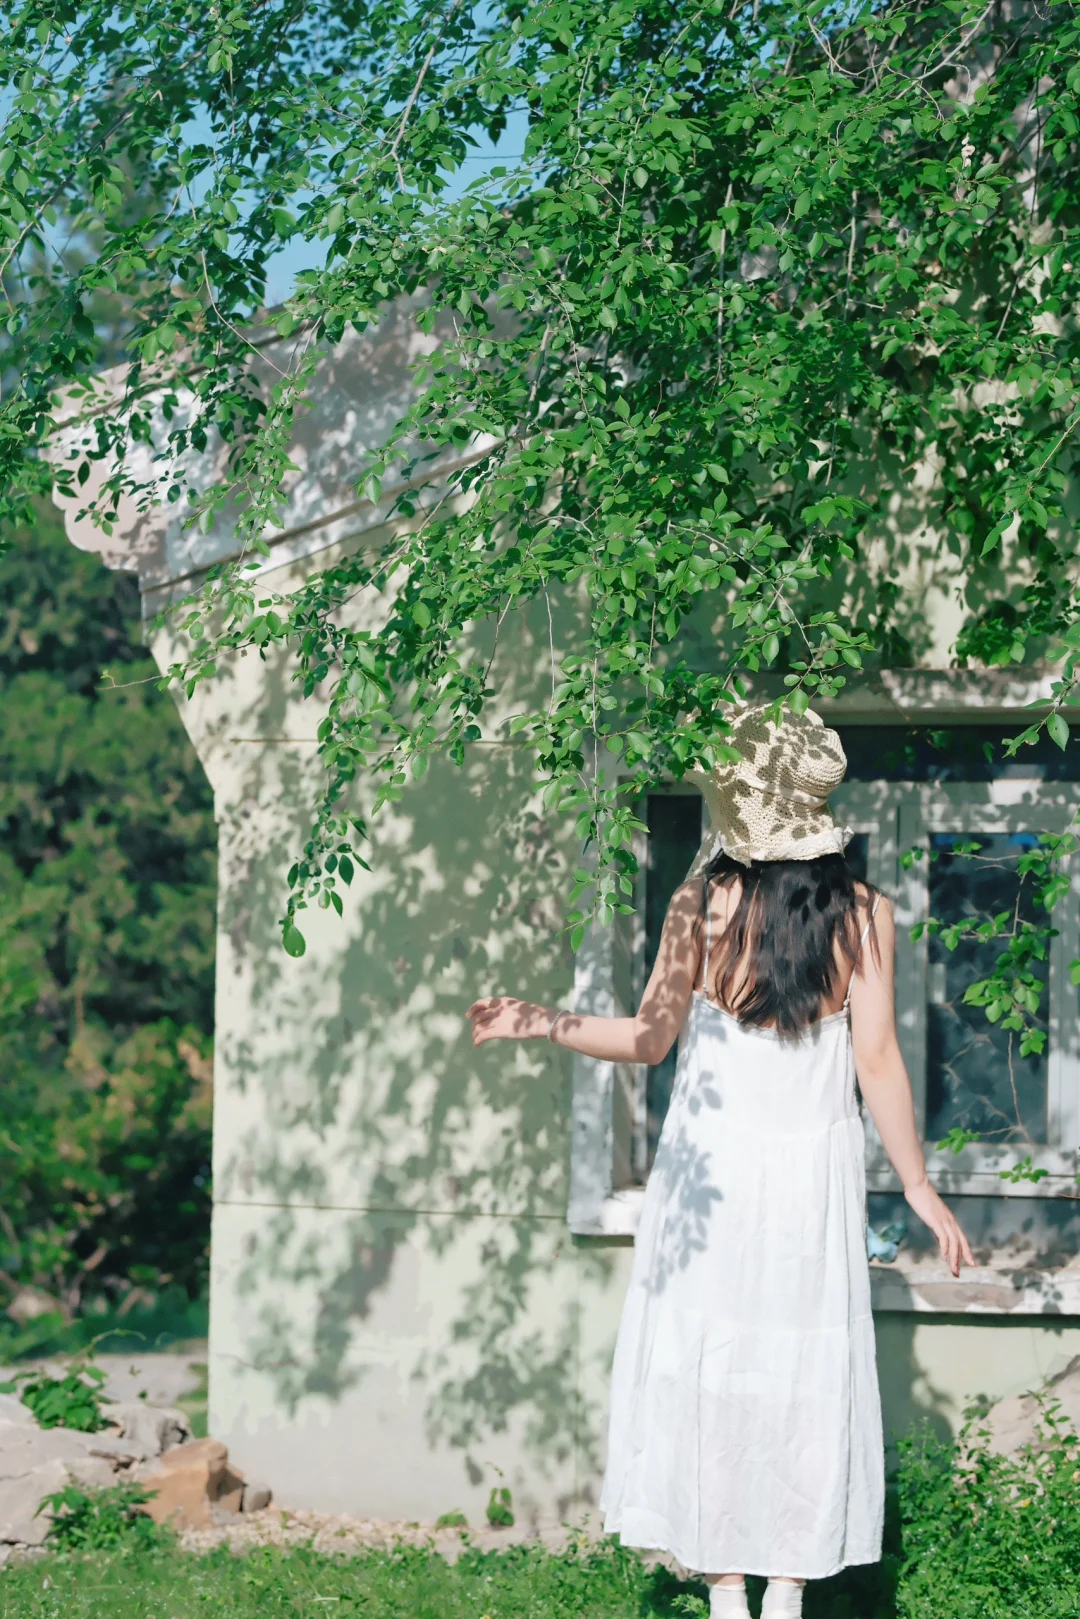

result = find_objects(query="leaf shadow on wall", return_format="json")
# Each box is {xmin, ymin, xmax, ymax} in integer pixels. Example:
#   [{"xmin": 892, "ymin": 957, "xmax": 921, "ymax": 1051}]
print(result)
[{"xmin": 208, "ymin": 643, "xmax": 629, "ymax": 1518}]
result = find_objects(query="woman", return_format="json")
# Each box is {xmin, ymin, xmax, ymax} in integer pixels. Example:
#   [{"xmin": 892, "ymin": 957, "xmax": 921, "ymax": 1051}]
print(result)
[{"xmin": 468, "ymin": 704, "xmax": 973, "ymax": 1619}]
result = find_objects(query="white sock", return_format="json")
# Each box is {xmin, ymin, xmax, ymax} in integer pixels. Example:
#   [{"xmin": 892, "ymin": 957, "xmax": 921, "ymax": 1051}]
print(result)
[
  {"xmin": 761, "ymin": 1579, "xmax": 804, "ymax": 1618},
  {"xmin": 709, "ymin": 1583, "xmax": 751, "ymax": 1619}
]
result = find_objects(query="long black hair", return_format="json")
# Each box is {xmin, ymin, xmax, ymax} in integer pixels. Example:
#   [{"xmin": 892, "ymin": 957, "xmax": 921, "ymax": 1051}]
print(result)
[{"xmin": 697, "ymin": 849, "xmax": 879, "ymax": 1037}]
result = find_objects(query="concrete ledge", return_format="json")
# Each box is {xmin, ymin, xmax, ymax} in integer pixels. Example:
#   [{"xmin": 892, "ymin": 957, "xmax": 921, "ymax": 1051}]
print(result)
[{"xmin": 572, "ymin": 1191, "xmax": 1080, "ymax": 1315}]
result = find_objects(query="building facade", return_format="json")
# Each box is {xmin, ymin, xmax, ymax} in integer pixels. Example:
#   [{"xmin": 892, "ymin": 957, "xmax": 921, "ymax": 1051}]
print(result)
[{"xmin": 50, "ymin": 310, "xmax": 1080, "ymax": 1529}]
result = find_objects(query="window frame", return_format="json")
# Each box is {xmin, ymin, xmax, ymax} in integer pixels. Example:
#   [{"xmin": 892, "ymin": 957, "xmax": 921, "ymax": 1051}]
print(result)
[
  {"xmin": 567, "ymin": 771, "xmax": 1080, "ymax": 1246},
  {"xmin": 832, "ymin": 778, "xmax": 1080, "ymax": 1197}
]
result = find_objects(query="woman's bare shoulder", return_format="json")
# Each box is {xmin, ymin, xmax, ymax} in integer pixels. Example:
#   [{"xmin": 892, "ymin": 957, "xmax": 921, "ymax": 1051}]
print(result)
[
  {"xmin": 670, "ymin": 873, "xmax": 738, "ymax": 918},
  {"xmin": 853, "ymin": 884, "xmax": 894, "ymax": 942},
  {"xmin": 854, "ymin": 881, "xmax": 892, "ymax": 911},
  {"xmin": 695, "ymin": 873, "xmax": 741, "ymax": 922}
]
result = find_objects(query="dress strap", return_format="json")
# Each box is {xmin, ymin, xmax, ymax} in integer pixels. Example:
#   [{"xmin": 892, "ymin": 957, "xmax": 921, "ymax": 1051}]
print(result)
[{"xmin": 843, "ymin": 893, "xmax": 882, "ymax": 1012}]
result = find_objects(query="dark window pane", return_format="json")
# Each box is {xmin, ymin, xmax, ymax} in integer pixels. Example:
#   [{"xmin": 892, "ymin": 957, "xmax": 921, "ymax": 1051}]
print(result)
[
  {"xmin": 925, "ymin": 832, "xmax": 1049, "ymax": 1145},
  {"xmin": 846, "ymin": 832, "xmax": 869, "ymax": 885},
  {"xmin": 644, "ymin": 793, "xmax": 704, "ymax": 1166},
  {"xmin": 836, "ymin": 725, "xmax": 1080, "ymax": 782}
]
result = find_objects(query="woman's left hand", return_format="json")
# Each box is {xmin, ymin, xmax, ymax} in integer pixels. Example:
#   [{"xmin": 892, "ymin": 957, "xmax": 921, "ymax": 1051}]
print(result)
[
  {"xmin": 467, "ymin": 997, "xmax": 552, "ymax": 1045},
  {"xmin": 903, "ymin": 1177, "xmax": 976, "ymax": 1277}
]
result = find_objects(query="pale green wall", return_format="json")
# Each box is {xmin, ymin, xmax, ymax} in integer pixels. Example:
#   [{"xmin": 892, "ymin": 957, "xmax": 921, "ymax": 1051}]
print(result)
[
  {"xmin": 49, "ymin": 301, "xmax": 1080, "ymax": 1529},
  {"xmin": 876, "ymin": 1316, "xmax": 1080, "ymax": 1458},
  {"xmin": 146, "ymin": 544, "xmax": 1080, "ymax": 1526}
]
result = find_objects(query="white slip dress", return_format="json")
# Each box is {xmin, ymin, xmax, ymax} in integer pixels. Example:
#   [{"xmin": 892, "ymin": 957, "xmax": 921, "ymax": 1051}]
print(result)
[{"xmin": 599, "ymin": 900, "xmax": 885, "ymax": 1580}]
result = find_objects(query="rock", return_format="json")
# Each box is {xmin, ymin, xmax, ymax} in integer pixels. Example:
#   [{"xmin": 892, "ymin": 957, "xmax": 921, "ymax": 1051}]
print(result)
[
  {"xmin": 241, "ymin": 1482, "xmax": 272, "ymax": 1513},
  {"xmin": 0, "ymin": 1395, "xmax": 36, "ymax": 1428},
  {"xmin": 101, "ymin": 1402, "xmax": 190, "ymax": 1459},
  {"xmin": 84, "ymin": 1433, "xmax": 153, "ymax": 1466},
  {"xmin": 138, "ymin": 1438, "xmax": 229, "ymax": 1530},
  {"xmin": 66, "ymin": 1456, "xmax": 117, "ymax": 1490},
  {"xmin": 0, "ymin": 1418, "xmax": 131, "ymax": 1543},
  {"xmin": 0, "ymin": 1390, "xmax": 202, "ymax": 1544},
  {"xmin": 215, "ymin": 1464, "xmax": 246, "ymax": 1514},
  {"xmin": 0, "ymin": 1422, "xmax": 108, "ymax": 1486},
  {"xmin": 984, "ymin": 1352, "xmax": 1080, "ymax": 1457},
  {"xmin": 0, "ymin": 1459, "xmax": 68, "ymax": 1546}
]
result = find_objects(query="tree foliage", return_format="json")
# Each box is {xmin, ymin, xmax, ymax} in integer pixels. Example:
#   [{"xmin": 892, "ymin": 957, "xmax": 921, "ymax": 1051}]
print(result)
[
  {"xmin": 0, "ymin": 512, "xmax": 216, "ymax": 1312},
  {"xmin": 1, "ymin": 0, "xmax": 1079, "ymax": 949}
]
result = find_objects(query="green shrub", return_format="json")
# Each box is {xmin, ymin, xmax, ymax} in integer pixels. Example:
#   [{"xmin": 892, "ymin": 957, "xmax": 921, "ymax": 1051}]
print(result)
[
  {"xmin": 0, "ymin": 1362, "xmax": 106, "ymax": 1431},
  {"xmin": 485, "ymin": 1486, "xmax": 515, "ymax": 1528},
  {"xmin": 898, "ymin": 1400, "xmax": 1080, "ymax": 1618},
  {"xmin": 43, "ymin": 1483, "xmax": 170, "ymax": 1553}
]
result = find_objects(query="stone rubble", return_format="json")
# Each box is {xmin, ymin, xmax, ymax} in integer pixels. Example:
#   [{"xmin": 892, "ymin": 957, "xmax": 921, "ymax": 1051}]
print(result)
[
  {"xmin": 137, "ymin": 1437, "xmax": 228, "ymax": 1531},
  {"xmin": 0, "ymin": 1371, "xmax": 273, "ymax": 1557},
  {"xmin": 178, "ymin": 1507, "xmax": 580, "ymax": 1561},
  {"xmin": 31, "ymin": 1348, "xmax": 1080, "ymax": 1566},
  {"xmin": 103, "ymin": 1401, "xmax": 191, "ymax": 1460}
]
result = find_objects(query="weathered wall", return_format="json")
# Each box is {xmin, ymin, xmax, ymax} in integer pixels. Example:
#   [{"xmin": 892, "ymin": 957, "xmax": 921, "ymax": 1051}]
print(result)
[
  {"xmin": 46, "ymin": 298, "xmax": 1080, "ymax": 1528},
  {"xmin": 147, "ymin": 548, "xmax": 1080, "ymax": 1522},
  {"xmin": 147, "ymin": 558, "xmax": 626, "ymax": 1523}
]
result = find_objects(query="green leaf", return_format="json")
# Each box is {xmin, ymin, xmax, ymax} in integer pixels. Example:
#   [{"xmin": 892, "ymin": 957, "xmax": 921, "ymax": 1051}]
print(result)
[
  {"xmin": 4, "ymin": 0, "xmax": 1074, "ymax": 1014},
  {"xmin": 937, "ymin": 1127, "xmax": 980, "ymax": 1155},
  {"xmin": 282, "ymin": 923, "xmax": 307, "ymax": 958},
  {"xmin": 1048, "ymin": 713, "xmax": 1069, "ymax": 751}
]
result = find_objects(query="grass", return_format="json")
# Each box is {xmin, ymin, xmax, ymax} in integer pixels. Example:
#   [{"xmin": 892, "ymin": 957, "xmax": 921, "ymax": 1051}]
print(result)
[
  {"xmin": 0, "ymin": 1538, "xmax": 898, "ymax": 1619},
  {"xmin": 7, "ymin": 1411, "xmax": 1080, "ymax": 1618}
]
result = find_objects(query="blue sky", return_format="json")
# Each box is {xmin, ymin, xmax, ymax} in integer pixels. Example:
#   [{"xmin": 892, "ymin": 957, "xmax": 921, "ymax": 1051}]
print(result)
[{"xmin": 261, "ymin": 106, "xmax": 532, "ymax": 309}]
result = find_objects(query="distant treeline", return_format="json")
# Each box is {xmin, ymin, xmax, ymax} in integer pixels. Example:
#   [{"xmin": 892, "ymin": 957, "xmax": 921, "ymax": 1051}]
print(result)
[{"xmin": 0, "ymin": 511, "xmax": 215, "ymax": 1320}]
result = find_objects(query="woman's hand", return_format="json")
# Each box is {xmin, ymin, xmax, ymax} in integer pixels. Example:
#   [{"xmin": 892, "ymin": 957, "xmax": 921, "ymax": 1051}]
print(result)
[
  {"xmin": 903, "ymin": 1178, "xmax": 976, "ymax": 1277},
  {"xmin": 467, "ymin": 997, "xmax": 554, "ymax": 1045}
]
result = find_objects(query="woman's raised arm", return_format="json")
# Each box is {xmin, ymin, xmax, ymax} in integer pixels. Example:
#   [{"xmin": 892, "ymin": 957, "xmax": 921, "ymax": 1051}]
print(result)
[{"xmin": 467, "ymin": 881, "xmax": 702, "ymax": 1065}]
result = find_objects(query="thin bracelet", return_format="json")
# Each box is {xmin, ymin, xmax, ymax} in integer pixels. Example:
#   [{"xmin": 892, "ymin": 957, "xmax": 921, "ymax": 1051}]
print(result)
[{"xmin": 548, "ymin": 1009, "xmax": 569, "ymax": 1043}]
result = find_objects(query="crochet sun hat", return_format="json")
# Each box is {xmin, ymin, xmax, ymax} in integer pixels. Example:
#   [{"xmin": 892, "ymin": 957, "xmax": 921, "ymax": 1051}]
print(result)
[{"xmin": 689, "ymin": 702, "xmax": 852, "ymax": 866}]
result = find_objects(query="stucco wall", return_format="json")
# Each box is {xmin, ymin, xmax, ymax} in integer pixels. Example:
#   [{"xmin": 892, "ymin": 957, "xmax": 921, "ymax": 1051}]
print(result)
[
  {"xmin": 138, "ymin": 544, "xmax": 1080, "ymax": 1525},
  {"xmin": 148, "ymin": 557, "xmax": 629, "ymax": 1523},
  {"xmin": 46, "ymin": 299, "xmax": 1080, "ymax": 1529}
]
